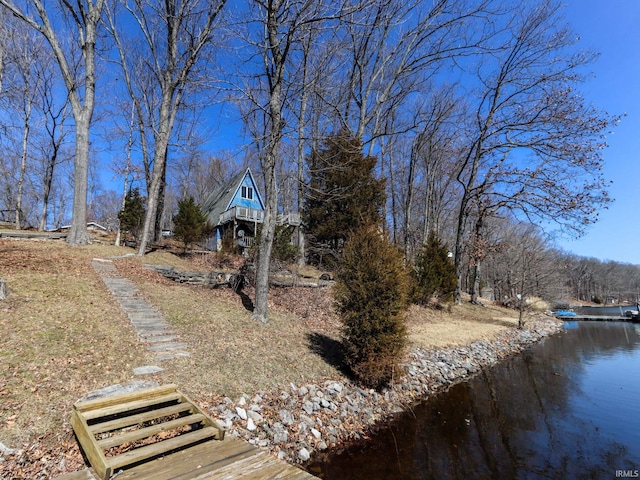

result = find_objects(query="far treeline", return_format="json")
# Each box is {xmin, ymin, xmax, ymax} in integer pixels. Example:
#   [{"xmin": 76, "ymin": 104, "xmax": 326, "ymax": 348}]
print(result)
[{"xmin": 0, "ymin": 0, "xmax": 627, "ymax": 325}]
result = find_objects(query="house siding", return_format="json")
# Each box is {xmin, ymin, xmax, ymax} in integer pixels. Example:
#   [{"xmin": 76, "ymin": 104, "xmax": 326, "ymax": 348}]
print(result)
[{"xmin": 231, "ymin": 172, "xmax": 265, "ymax": 212}]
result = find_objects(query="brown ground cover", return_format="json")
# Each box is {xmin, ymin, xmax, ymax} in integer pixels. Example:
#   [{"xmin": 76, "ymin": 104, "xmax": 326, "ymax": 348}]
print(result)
[{"xmin": 0, "ymin": 236, "xmax": 526, "ymax": 478}]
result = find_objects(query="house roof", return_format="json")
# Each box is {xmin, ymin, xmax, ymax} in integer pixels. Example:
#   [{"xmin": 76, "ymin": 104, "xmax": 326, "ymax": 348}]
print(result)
[{"xmin": 201, "ymin": 168, "xmax": 264, "ymax": 226}]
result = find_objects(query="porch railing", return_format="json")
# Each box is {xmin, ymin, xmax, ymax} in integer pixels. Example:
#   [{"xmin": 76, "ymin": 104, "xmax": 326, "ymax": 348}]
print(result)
[
  {"xmin": 220, "ymin": 207, "xmax": 301, "ymax": 227},
  {"xmin": 219, "ymin": 206, "xmax": 264, "ymax": 225}
]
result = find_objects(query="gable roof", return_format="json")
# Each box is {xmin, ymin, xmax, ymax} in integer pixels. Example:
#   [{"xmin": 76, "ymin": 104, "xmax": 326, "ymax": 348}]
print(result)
[{"xmin": 201, "ymin": 168, "xmax": 264, "ymax": 226}]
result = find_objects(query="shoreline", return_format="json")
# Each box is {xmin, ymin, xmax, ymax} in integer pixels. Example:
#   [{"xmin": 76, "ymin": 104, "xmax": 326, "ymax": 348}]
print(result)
[{"xmin": 206, "ymin": 314, "xmax": 563, "ymax": 466}]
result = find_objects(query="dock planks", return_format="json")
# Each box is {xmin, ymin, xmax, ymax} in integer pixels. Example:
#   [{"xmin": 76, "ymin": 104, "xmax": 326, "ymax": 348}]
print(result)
[{"xmin": 59, "ymin": 384, "xmax": 317, "ymax": 480}]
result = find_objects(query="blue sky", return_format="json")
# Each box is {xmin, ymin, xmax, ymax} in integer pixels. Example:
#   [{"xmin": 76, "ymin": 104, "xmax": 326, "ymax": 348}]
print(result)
[
  {"xmin": 555, "ymin": 0, "xmax": 640, "ymax": 264},
  {"xmin": 94, "ymin": 1, "xmax": 639, "ymax": 264}
]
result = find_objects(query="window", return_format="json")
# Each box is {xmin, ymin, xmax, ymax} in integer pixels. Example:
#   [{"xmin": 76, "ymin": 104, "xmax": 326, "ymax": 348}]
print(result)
[{"xmin": 241, "ymin": 186, "xmax": 253, "ymax": 200}]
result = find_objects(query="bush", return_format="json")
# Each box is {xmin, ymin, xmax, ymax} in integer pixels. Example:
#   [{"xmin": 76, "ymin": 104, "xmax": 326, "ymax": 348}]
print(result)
[
  {"xmin": 248, "ymin": 224, "xmax": 299, "ymax": 264},
  {"xmin": 118, "ymin": 188, "xmax": 146, "ymax": 245},
  {"xmin": 412, "ymin": 231, "xmax": 457, "ymax": 305},
  {"xmin": 172, "ymin": 197, "xmax": 214, "ymax": 251},
  {"xmin": 272, "ymin": 225, "xmax": 299, "ymax": 263},
  {"xmin": 334, "ymin": 224, "xmax": 410, "ymax": 389}
]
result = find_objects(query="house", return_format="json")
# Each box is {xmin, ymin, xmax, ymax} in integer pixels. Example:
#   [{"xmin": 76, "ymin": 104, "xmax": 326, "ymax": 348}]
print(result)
[{"xmin": 201, "ymin": 168, "xmax": 301, "ymax": 253}]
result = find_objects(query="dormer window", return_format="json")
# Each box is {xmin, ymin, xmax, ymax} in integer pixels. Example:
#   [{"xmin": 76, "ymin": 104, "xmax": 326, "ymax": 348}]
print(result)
[{"xmin": 241, "ymin": 186, "xmax": 254, "ymax": 200}]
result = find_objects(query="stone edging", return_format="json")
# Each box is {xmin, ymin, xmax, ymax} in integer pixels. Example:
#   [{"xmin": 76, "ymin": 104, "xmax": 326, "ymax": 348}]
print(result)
[{"xmin": 207, "ymin": 316, "xmax": 563, "ymax": 464}]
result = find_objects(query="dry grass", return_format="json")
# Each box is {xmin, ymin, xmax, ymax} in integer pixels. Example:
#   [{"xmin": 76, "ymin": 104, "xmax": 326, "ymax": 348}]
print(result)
[
  {"xmin": 0, "ymin": 236, "xmax": 524, "ymax": 475},
  {"xmin": 406, "ymin": 303, "xmax": 519, "ymax": 349},
  {"xmin": 114, "ymin": 257, "xmax": 342, "ymax": 400},
  {"xmin": 0, "ymin": 239, "xmax": 151, "ymax": 449}
]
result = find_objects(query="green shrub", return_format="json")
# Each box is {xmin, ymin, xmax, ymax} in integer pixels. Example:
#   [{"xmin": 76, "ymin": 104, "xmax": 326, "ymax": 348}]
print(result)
[
  {"xmin": 412, "ymin": 231, "xmax": 457, "ymax": 305},
  {"xmin": 118, "ymin": 188, "xmax": 146, "ymax": 245},
  {"xmin": 172, "ymin": 197, "xmax": 214, "ymax": 251},
  {"xmin": 248, "ymin": 224, "xmax": 299, "ymax": 264},
  {"xmin": 334, "ymin": 224, "xmax": 410, "ymax": 389},
  {"xmin": 272, "ymin": 225, "xmax": 299, "ymax": 263}
]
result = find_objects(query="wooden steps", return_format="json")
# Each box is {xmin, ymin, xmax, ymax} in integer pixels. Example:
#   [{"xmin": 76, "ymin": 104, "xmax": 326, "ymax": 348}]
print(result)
[{"xmin": 71, "ymin": 384, "xmax": 224, "ymax": 480}]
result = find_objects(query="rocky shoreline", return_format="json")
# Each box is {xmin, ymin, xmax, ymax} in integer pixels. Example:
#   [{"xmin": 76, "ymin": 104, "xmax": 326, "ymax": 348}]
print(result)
[{"xmin": 208, "ymin": 315, "xmax": 563, "ymax": 467}]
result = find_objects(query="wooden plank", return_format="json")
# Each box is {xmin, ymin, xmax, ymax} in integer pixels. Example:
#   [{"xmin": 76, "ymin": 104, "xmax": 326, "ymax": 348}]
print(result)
[
  {"xmin": 74, "ymin": 384, "xmax": 179, "ymax": 413},
  {"xmin": 108, "ymin": 426, "xmax": 218, "ymax": 470},
  {"xmin": 71, "ymin": 410, "xmax": 111, "ymax": 480},
  {"xmin": 201, "ymin": 449, "xmax": 316, "ymax": 479},
  {"xmin": 115, "ymin": 439, "xmax": 258, "ymax": 480},
  {"xmin": 177, "ymin": 392, "xmax": 225, "ymax": 440},
  {"xmin": 89, "ymin": 403, "xmax": 194, "ymax": 434},
  {"xmin": 81, "ymin": 393, "xmax": 183, "ymax": 421},
  {"xmin": 97, "ymin": 414, "xmax": 206, "ymax": 449},
  {"xmin": 52, "ymin": 469, "xmax": 97, "ymax": 480}
]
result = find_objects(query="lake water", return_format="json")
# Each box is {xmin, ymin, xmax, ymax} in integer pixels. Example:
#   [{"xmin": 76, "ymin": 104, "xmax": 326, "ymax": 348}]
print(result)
[{"xmin": 308, "ymin": 321, "xmax": 640, "ymax": 479}]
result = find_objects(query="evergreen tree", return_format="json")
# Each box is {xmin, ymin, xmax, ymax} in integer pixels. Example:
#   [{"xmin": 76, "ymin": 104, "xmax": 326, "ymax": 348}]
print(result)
[
  {"xmin": 118, "ymin": 188, "xmax": 146, "ymax": 245},
  {"xmin": 172, "ymin": 196, "xmax": 214, "ymax": 251},
  {"xmin": 303, "ymin": 130, "xmax": 385, "ymax": 268},
  {"xmin": 412, "ymin": 230, "xmax": 458, "ymax": 304},
  {"xmin": 334, "ymin": 224, "xmax": 410, "ymax": 389}
]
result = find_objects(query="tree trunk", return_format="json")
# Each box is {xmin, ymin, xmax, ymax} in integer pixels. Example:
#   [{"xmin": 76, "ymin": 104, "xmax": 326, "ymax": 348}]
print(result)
[
  {"xmin": 253, "ymin": 1, "xmax": 285, "ymax": 323},
  {"xmin": 66, "ymin": 116, "xmax": 90, "ymax": 245},
  {"xmin": 470, "ymin": 214, "xmax": 485, "ymax": 304},
  {"xmin": 16, "ymin": 108, "xmax": 30, "ymax": 230},
  {"xmin": 38, "ymin": 150, "xmax": 56, "ymax": 231},
  {"xmin": 138, "ymin": 96, "xmax": 173, "ymax": 255}
]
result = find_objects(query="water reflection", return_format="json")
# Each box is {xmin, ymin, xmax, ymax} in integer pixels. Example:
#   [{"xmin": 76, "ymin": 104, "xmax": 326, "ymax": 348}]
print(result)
[{"xmin": 309, "ymin": 322, "xmax": 640, "ymax": 479}]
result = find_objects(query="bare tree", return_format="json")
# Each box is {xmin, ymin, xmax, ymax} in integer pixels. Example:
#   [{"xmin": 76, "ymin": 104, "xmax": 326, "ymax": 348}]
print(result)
[
  {"xmin": 35, "ymin": 65, "xmax": 72, "ymax": 231},
  {"xmin": 1, "ymin": 23, "xmax": 44, "ymax": 229},
  {"xmin": 235, "ymin": 0, "xmax": 346, "ymax": 322},
  {"xmin": 327, "ymin": 0, "xmax": 490, "ymax": 152},
  {"xmin": 104, "ymin": 0, "xmax": 227, "ymax": 255},
  {"xmin": 451, "ymin": 0, "xmax": 618, "ymax": 304},
  {"xmin": 0, "ymin": 0, "xmax": 106, "ymax": 245}
]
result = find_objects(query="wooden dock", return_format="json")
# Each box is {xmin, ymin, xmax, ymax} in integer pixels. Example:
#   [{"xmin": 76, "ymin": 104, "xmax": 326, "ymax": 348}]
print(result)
[
  {"xmin": 55, "ymin": 439, "xmax": 316, "ymax": 480},
  {"xmin": 55, "ymin": 384, "xmax": 317, "ymax": 480},
  {"xmin": 557, "ymin": 314, "xmax": 632, "ymax": 321}
]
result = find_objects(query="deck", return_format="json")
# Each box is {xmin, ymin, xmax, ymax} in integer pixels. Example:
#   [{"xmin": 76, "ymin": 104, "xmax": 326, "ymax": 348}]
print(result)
[
  {"xmin": 54, "ymin": 438, "xmax": 316, "ymax": 480},
  {"xmin": 555, "ymin": 305, "xmax": 640, "ymax": 323},
  {"xmin": 55, "ymin": 384, "xmax": 317, "ymax": 480}
]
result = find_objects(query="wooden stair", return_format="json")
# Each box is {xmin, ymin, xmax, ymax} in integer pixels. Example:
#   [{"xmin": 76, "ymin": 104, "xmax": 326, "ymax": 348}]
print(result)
[{"xmin": 71, "ymin": 384, "xmax": 224, "ymax": 480}]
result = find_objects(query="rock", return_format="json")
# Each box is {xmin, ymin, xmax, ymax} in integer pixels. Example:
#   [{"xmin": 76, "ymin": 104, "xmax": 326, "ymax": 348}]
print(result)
[
  {"xmin": 272, "ymin": 423, "xmax": 288, "ymax": 444},
  {"xmin": 247, "ymin": 410, "xmax": 263, "ymax": 423},
  {"xmin": 0, "ymin": 442, "xmax": 15, "ymax": 456},
  {"xmin": 311, "ymin": 428, "xmax": 322, "ymax": 439},
  {"xmin": 246, "ymin": 418, "xmax": 257, "ymax": 431},
  {"xmin": 298, "ymin": 447, "xmax": 311, "ymax": 462},
  {"xmin": 279, "ymin": 409, "xmax": 294, "ymax": 426},
  {"xmin": 78, "ymin": 381, "xmax": 159, "ymax": 402},
  {"xmin": 302, "ymin": 401, "xmax": 314, "ymax": 415},
  {"xmin": 133, "ymin": 365, "xmax": 164, "ymax": 375},
  {"xmin": 300, "ymin": 415, "xmax": 316, "ymax": 427},
  {"xmin": 235, "ymin": 407, "xmax": 247, "ymax": 420},
  {"xmin": 328, "ymin": 382, "xmax": 343, "ymax": 394}
]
